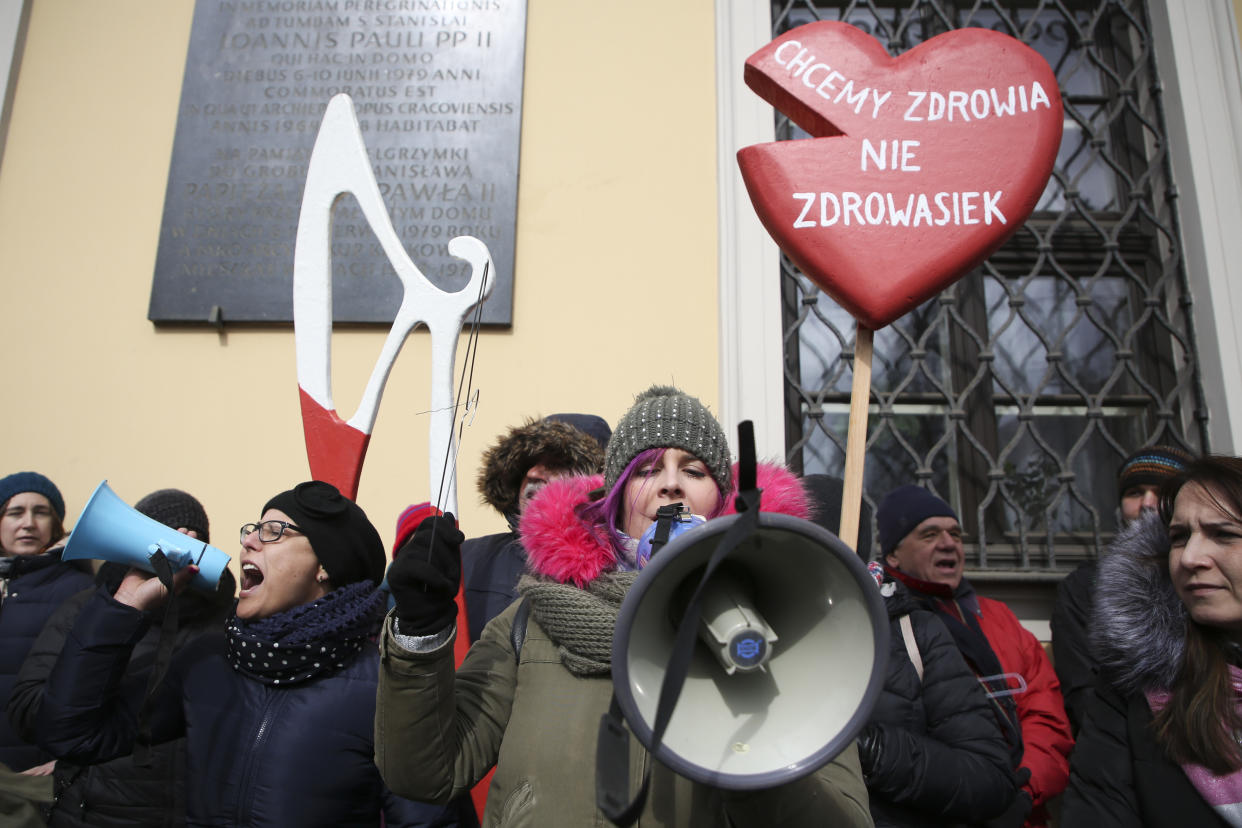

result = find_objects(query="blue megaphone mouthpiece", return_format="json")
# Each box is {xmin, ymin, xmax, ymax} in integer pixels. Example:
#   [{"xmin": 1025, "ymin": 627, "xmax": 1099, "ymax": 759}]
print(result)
[{"xmin": 637, "ymin": 505, "xmax": 705, "ymax": 568}]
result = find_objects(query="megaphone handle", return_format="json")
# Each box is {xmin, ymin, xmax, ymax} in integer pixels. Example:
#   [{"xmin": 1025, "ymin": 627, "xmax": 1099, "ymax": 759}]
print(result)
[
  {"xmin": 737, "ymin": 421, "xmax": 757, "ymax": 496},
  {"xmin": 596, "ymin": 697, "xmax": 644, "ymax": 825}
]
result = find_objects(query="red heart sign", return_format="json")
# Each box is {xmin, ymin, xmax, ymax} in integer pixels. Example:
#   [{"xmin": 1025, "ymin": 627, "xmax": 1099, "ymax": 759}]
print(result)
[{"xmin": 738, "ymin": 22, "xmax": 1062, "ymax": 330}]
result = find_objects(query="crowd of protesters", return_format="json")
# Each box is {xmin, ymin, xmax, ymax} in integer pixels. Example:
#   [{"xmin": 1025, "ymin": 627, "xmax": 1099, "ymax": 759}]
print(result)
[{"xmin": 0, "ymin": 385, "xmax": 1233, "ymax": 827}]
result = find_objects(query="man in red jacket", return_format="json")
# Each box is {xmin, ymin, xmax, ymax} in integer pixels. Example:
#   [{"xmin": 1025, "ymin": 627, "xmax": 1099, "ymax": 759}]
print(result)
[{"xmin": 877, "ymin": 485, "xmax": 1073, "ymax": 828}]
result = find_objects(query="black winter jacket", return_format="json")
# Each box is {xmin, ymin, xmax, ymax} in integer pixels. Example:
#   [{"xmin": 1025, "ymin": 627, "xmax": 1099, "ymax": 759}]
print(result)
[
  {"xmin": 1060, "ymin": 514, "xmax": 1228, "ymax": 827},
  {"xmin": 1049, "ymin": 560, "xmax": 1097, "ymax": 735},
  {"xmin": 1062, "ymin": 681, "xmax": 1223, "ymax": 827},
  {"xmin": 7, "ymin": 575, "xmax": 231, "ymax": 827},
  {"xmin": 460, "ymin": 532, "xmax": 526, "ymax": 643},
  {"xmin": 0, "ymin": 553, "xmax": 93, "ymax": 771},
  {"xmin": 35, "ymin": 589, "xmax": 468, "ymax": 828},
  {"xmin": 862, "ymin": 580, "xmax": 1019, "ymax": 827}
]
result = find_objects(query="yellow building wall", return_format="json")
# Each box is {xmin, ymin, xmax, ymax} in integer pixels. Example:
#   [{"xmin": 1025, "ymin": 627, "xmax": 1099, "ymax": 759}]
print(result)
[{"xmin": 0, "ymin": 0, "xmax": 721, "ymax": 563}]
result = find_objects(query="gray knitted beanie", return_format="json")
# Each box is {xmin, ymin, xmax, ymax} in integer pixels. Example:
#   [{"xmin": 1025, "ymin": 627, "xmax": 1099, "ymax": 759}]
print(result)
[{"xmin": 604, "ymin": 385, "xmax": 733, "ymax": 494}]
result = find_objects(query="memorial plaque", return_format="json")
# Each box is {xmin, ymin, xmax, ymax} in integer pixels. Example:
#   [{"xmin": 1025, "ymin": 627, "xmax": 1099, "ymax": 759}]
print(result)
[{"xmin": 149, "ymin": 0, "xmax": 526, "ymax": 325}]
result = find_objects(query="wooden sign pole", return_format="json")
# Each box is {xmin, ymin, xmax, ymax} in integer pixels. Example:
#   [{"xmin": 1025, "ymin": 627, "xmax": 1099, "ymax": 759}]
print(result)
[{"xmin": 837, "ymin": 321, "xmax": 873, "ymax": 552}]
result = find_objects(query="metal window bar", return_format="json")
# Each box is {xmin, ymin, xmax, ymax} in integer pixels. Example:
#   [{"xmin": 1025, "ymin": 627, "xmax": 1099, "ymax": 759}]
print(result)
[{"xmin": 773, "ymin": 0, "xmax": 1209, "ymax": 570}]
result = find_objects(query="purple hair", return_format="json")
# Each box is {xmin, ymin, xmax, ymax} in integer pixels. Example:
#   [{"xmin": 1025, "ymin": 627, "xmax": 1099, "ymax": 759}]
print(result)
[{"xmin": 577, "ymin": 447, "xmax": 728, "ymax": 554}]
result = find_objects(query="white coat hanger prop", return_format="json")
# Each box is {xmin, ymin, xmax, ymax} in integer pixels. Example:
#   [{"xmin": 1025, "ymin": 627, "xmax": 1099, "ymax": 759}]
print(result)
[{"xmin": 294, "ymin": 93, "xmax": 494, "ymax": 506}]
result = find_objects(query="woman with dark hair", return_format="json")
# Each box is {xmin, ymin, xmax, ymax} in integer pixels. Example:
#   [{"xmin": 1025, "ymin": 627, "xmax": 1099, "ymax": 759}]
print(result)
[
  {"xmin": 1061, "ymin": 453, "xmax": 1242, "ymax": 827},
  {"xmin": 0, "ymin": 471, "xmax": 93, "ymax": 775},
  {"xmin": 374, "ymin": 385, "xmax": 872, "ymax": 827},
  {"xmin": 35, "ymin": 480, "xmax": 471, "ymax": 828}
]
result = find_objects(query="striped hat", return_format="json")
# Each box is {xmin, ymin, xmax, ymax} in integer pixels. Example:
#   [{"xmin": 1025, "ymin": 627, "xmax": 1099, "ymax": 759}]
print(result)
[{"xmin": 1118, "ymin": 445, "xmax": 1194, "ymax": 496}]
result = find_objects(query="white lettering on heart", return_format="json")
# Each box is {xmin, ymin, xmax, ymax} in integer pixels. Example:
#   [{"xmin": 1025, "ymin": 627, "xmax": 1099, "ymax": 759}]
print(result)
[
  {"xmin": 790, "ymin": 190, "xmax": 1007, "ymax": 228},
  {"xmin": 772, "ymin": 40, "xmax": 893, "ymax": 118},
  {"xmin": 860, "ymin": 139, "xmax": 921, "ymax": 172},
  {"xmin": 903, "ymin": 82, "xmax": 1052, "ymax": 121}
]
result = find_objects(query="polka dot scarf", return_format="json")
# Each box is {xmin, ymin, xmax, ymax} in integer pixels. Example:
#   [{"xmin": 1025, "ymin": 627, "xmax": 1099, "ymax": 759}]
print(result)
[{"xmin": 225, "ymin": 581, "xmax": 385, "ymax": 686}]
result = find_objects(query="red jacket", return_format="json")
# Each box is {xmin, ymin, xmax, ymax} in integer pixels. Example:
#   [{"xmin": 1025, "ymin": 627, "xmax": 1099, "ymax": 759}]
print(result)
[{"xmin": 974, "ymin": 595, "xmax": 1073, "ymax": 823}]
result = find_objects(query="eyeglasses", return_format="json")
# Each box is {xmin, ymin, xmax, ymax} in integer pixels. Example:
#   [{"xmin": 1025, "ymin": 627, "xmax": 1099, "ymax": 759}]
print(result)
[{"xmin": 239, "ymin": 520, "xmax": 303, "ymax": 544}]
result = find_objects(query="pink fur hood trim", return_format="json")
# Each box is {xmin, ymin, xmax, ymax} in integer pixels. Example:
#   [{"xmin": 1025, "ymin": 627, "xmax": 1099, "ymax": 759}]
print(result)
[{"xmin": 518, "ymin": 463, "xmax": 811, "ymax": 586}]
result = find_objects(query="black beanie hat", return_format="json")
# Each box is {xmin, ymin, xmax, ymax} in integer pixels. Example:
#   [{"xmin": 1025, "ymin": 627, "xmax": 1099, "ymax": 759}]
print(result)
[
  {"xmin": 803, "ymin": 474, "xmax": 874, "ymax": 558},
  {"xmin": 135, "ymin": 488, "xmax": 210, "ymax": 543},
  {"xmin": 877, "ymin": 484, "xmax": 958, "ymax": 558},
  {"xmin": 263, "ymin": 481, "xmax": 384, "ymax": 586}
]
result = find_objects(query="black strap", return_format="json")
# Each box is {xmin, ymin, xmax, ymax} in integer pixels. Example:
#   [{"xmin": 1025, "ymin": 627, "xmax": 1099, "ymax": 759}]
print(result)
[
  {"xmin": 511, "ymin": 598, "xmax": 530, "ymax": 665},
  {"xmin": 932, "ymin": 602, "xmax": 1024, "ymax": 766},
  {"xmin": 647, "ymin": 503, "xmax": 685, "ymax": 560},
  {"xmin": 596, "ymin": 421, "xmax": 761, "ymax": 826},
  {"xmin": 133, "ymin": 549, "xmax": 180, "ymax": 766}
]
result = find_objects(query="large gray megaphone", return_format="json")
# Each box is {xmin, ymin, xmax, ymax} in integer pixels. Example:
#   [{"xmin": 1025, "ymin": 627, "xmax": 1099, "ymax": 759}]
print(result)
[
  {"xmin": 61, "ymin": 481, "xmax": 231, "ymax": 592},
  {"xmin": 609, "ymin": 511, "xmax": 889, "ymax": 791}
]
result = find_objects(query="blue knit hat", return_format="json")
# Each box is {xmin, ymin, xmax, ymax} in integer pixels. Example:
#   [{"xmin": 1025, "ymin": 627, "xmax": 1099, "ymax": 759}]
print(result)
[
  {"xmin": 0, "ymin": 472, "xmax": 65, "ymax": 520},
  {"xmin": 876, "ymin": 484, "xmax": 958, "ymax": 558}
]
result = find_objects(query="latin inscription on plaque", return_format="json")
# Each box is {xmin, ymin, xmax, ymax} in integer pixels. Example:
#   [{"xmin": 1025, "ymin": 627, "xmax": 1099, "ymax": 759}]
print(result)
[{"xmin": 149, "ymin": 0, "xmax": 525, "ymax": 324}]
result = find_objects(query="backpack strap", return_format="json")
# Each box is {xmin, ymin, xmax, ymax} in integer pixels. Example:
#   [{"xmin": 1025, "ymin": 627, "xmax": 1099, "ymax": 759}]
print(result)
[
  {"xmin": 899, "ymin": 614, "xmax": 924, "ymax": 682},
  {"xmin": 511, "ymin": 598, "xmax": 530, "ymax": 664}
]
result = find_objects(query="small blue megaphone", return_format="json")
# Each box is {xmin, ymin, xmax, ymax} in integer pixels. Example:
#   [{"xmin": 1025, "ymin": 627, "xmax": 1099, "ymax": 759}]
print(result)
[
  {"xmin": 60, "ymin": 481, "xmax": 231, "ymax": 592},
  {"xmin": 636, "ymin": 503, "xmax": 705, "ymax": 567}
]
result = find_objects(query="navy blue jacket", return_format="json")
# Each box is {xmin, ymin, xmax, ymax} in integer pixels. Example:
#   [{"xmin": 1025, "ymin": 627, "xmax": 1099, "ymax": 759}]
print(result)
[
  {"xmin": 36, "ymin": 589, "xmax": 469, "ymax": 828},
  {"xmin": 460, "ymin": 531, "xmax": 527, "ymax": 643},
  {"xmin": 0, "ymin": 553, "xmax": 93, "ymax": 771},
  {"xmin": 8, "ymin": 574, "xmax": 233, "ymax": 827}
]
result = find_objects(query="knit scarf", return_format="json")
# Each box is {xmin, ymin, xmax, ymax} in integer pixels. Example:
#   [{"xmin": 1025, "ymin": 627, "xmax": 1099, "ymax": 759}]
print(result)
[
  {"xmin": 516, "ymin": 570, "xmax": 638, "ymax": 677},
  {"xmin": 1147, "ymin": 666, "xmax": 1242, "ymax": 827},
  {"xmin": 225, "ymin": 581, "xmax": 384, "ymax": 686}
]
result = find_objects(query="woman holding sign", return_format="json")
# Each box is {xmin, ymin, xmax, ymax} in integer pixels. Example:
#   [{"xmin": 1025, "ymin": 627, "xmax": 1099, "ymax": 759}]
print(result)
[{"xmin": 375, "ymin": 385, "xmax": 872, "ymax": 827}]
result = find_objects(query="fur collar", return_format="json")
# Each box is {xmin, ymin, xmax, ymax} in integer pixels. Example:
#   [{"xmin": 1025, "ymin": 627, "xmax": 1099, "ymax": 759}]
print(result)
[
  {"xmin": 1092, "ymin": 512, "xmax": 1187, "ymax": 694},
  {"xmin": 518, "ymin": 463, "xmax": 812, "ymax": 586}
]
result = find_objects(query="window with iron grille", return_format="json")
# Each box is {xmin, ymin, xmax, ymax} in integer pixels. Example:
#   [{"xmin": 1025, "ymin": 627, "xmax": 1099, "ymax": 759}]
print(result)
[{"xmin": 775, "ymin": 0, "xmax": 1209, "ymax": 569}]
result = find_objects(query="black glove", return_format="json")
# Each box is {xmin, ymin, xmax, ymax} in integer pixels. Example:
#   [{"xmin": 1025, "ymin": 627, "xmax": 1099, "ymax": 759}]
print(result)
[
  {"xmin": 855, "ymin": 724, "xmax": 881, "ymax": 777},
  {"xmin": 982, "ymin": 767, "xmax": 1032, "ymax": 828},
  {"xmin": 388, "ymin": 513, "xmax": 464, "ymax": 636}
]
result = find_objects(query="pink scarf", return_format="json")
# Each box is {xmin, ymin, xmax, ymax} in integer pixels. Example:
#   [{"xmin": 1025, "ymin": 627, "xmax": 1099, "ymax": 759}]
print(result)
[{"xmin": 1146, "ymin": 665, "xmax": 1242, "ymax": 826}]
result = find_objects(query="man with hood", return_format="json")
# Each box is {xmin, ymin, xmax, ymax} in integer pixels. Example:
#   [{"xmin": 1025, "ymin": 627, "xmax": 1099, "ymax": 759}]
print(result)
[{"xmin": 460, "ymin": 413, "xmax": 609, "ymax": 643}]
